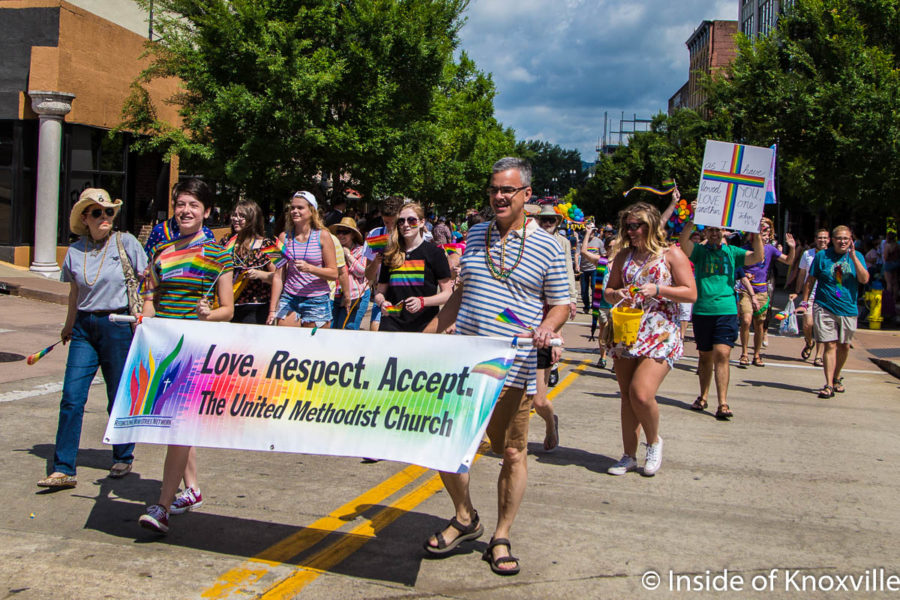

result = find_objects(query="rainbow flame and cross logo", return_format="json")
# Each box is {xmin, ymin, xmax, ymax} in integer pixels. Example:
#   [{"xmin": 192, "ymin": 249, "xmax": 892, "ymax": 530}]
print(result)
[
  {"xmin": 702, "ymin": 145, "xmax": 766, "ymax": 228},
  {"xmin": 127, "ymin": 335, "xmax": 187, "ymax": 417}
]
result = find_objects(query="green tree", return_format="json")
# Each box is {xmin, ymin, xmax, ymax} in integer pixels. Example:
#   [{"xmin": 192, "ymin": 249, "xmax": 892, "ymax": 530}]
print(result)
[
  {"xmin": 121, "ymin": 0, "xmax": 468, "ymax": 211},
  {"xmin": 706, "ymin": 0, "xmax": 900, "ymax": 225},
  {"xmin": 514, "ymin": 140, "xmax": 583, "ymax": 198},
  {"xmin": 380, "ymin": 52, "xmax": 515, "ymax": 214}
]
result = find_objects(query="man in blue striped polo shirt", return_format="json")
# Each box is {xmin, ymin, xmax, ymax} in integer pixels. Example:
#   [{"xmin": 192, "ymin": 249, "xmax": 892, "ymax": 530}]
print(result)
[{"xmin": 422, "ymin": 157, "xmax": 570, "ymax": 575}]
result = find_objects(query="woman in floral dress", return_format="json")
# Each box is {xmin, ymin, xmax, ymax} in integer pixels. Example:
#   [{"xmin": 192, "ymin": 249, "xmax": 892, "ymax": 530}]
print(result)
[{"xmin": 603, "ymin": 202, "xmax": 696, "ymax": 477}]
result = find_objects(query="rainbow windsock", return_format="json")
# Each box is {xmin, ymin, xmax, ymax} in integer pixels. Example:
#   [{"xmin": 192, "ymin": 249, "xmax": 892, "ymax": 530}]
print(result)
[
  {"xmin": 382, "ymin": 303, "xmax": 403, "ymax": 315},
  {"xmin": 366, "ymin": 233, "xmax": 390, "ymax": 253},
  {"xmin": 27, "ymin": 341, "xmax": 62, "ymax": 365},
  {"xmin": 495, "ymin": 308, "xmax": 531, "ymax": 330},
  {"xmin": 223, "ymin": 234, "xmax": 237, "ymax": 254},
  {"xmin": 623, "ymin": 178, "xmax": 677, "ymax": 197}
]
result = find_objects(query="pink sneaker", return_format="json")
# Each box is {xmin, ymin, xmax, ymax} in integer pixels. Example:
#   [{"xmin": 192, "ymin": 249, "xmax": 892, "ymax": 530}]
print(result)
[
  {"xmin": 169, "ymin": 487, "xmax": 203, "ymax": 514},
  {"xmin": 139, "ymin": 504, "xmax": 169, "ymax": 533}
]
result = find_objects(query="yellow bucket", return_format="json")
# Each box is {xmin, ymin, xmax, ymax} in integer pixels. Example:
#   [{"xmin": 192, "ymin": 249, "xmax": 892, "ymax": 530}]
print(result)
[{"xmin": 611, "ymin": 306, "xmax": 643, "ymax": 345}]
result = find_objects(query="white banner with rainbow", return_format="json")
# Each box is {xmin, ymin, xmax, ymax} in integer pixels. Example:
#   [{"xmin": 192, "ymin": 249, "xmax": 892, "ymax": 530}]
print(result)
[{"xmin": 103, "ymin": 318, "xmax": 517, "ymax": 473}]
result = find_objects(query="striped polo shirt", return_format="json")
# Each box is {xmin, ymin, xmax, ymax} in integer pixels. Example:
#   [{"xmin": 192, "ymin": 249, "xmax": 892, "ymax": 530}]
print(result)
[
  {"xmin": 143, "ymin": 231, "xmax": 233, "ymax": 319},
  {"xmin": 457, "ymin": 219, "xmax": 569, "ymax": 390}
]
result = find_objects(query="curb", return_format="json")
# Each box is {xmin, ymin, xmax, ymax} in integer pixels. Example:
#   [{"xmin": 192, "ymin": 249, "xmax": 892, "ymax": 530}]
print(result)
[
  {"xmin": 870, "ymin": 357, "xmax": 900, "ymax": 381},
  {"xmin": 0, "ymin": 278, "xmax": 69, "ymax": 306}
]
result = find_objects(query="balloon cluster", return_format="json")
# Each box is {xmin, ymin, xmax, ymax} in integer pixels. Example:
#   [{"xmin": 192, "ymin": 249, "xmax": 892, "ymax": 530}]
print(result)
[
  {"xmin": 666, "ymin": 198, "xmax": 693, "ymax": 235},
  {"xmin": 554, "ymin": 202, "xmax": 585, "ymax": 223}
]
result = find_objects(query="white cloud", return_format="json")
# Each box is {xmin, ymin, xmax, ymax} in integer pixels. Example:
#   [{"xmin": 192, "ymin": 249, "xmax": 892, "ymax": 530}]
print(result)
[{"xmin": 458, "ymin": 0, "xmax": 739, "ymax": 161}]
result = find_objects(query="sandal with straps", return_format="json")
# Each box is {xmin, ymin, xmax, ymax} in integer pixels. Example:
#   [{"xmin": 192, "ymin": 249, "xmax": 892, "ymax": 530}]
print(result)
[
  {"xmin": 832, "ymin": 377, "xmax": 845, "ymax": 393},
  {"xmin": 738, "ymin": 355, "xmax": 750, "ymax": 368},
  {"xmin": 715, "ymin": 404, "xmax": 733, "ymax": 420},
  {"xmin": 482, "ymin": 537, "xmax": 520, "ymax": 576},
  {"xmin": 801, "ymin": 340, "xmax": 814, "ymax": 360},
  {"xmin": 818, "ymin": 385, "xmax": 835, "ymax": 399},
  {"xmin": 423, "ymin": 510, "xmax": 483, "ymax": 555},
  {"xmin": 691, "ymin": 397, "xmax": 707, "ymax": 411}
]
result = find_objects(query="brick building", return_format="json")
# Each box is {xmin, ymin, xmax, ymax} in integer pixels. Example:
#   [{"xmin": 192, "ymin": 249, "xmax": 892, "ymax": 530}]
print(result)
[
  {"xmin": 667, "ymin": 20, "xmax": 738, "ymax": 115},
  {"xmin": 0, "ymin": 0, "xmax": 180, "ymax": 271}
]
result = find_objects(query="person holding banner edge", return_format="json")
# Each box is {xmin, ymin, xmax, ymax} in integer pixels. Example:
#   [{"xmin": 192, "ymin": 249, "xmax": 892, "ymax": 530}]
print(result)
[
  {"xmin": 679, "ymin": 198, "xmax": 765, "ymax": 421},
  {"xmin": 138, "ymin": 178, "xmax": 234, "ymax": 534},
  {"xmin": 422, "ymin": 157, "xmax": 569, "ymax": 576}
]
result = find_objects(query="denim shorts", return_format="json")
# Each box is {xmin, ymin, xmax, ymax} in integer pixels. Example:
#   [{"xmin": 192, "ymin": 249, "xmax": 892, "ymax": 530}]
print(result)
[{"xmin": 276, "ymin": 293, "xmax": 333, "ymax": 326}]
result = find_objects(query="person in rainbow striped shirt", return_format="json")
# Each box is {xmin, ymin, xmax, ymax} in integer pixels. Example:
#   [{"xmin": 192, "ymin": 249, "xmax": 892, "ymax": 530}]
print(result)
[{"xmin": 138, "ymin": 179, "xmax": 234, "ymax": 534}]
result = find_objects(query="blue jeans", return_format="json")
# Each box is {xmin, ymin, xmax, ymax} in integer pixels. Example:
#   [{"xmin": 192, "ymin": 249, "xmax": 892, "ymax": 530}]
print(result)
[
  {"xmin": 53, "ymin": 311, "xmax": 135, "ymax": 475},
  {"xmin": 332, "ymin": 292, "xmax": 370, "ymax": 330}
]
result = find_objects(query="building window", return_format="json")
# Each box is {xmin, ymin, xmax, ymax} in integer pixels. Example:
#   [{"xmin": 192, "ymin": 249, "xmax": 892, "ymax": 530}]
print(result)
[{"xmin": 742, "ymin": 14, "xmax": 755, "ymax": 37}]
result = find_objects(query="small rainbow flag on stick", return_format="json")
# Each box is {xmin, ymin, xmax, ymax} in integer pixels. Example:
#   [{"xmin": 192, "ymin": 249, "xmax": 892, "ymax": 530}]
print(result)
[
  {"xmin": 27, "ymin": 340, "xmax": 63, "ymax": 365},
  {"xmin": 623, "ymin": 178, "xmax": 677, "ymax": 197},
  {"xmin": 495, "ymin": 308, "xmax": 531, "ymax": 330},
  {"xmin": 441, "ymin": 242, "xmax": 466, "ymax": 256},
  {"xmin": 366, "ymin": 233, "xmax": 390, "ymax": 254},
  {"xmin": 260, "ymin": 238, "xmax": 288, "ymax": 267},
  {"xmin": 472, "ymin": 357, "xmax": 514, "ymax": 380},
  {"xmin": 382, "ymin": 303, "xmax": 403, "ymax": 315}
]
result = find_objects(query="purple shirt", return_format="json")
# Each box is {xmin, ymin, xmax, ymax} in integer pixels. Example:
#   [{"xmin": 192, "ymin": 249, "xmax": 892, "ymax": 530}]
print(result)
[{"xmin": 741, "ymin": 243, "xmax": 783, "ymax": 291}]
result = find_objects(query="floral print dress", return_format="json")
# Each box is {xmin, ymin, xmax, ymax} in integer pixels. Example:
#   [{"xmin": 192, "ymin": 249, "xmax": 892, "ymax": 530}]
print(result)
[{"xmin": 609, "ymin": 249, "xmax": 683, "ymax": 367}]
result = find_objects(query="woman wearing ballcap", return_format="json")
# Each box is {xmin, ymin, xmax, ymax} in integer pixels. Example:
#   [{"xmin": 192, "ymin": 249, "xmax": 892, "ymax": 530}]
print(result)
[
  {"xmin": 329, "ymin": 217, "xmax": 370, "ymax": 330},
  {"xmin": 38, "ymin": 189, "xmax": 148, "ymax": 489},
  {"xmin": 268, "ymin": 191, "xmax": 338, "ymax": 327}
]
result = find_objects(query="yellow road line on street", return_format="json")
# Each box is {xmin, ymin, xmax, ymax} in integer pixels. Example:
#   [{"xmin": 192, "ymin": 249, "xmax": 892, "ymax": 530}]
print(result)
[
  {"xmin": 201, "ymin": 464, "xmax": 428, "ymax": 599},
  {"xmin": 204, "ymin": 359, "xmax": 591, "ymax": 599}
]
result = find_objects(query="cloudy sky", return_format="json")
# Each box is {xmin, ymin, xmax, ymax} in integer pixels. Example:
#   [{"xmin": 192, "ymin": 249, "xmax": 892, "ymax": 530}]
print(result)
[{"xmin": 458, "ymin": 0, "xmax": 738, "ymax": 161}]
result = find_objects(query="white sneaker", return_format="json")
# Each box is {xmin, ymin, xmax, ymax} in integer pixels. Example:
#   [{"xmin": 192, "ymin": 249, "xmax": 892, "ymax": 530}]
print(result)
[
  {"xmin": 607, "ymin": 454, "xmax": 637, "ymax": 475},
  {"xmin": 642, "ymin": 437, "xmax": 664, "ymax": 476},
  {"xmin": 169, "ymin": 487, "xmax": 203, "ymax": 514}
]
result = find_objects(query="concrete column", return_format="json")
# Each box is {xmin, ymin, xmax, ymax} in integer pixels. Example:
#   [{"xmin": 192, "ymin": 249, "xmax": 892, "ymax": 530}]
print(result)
[{"xmin": 28, "ymin": 90, "xmax": 75, "ymax": 278}]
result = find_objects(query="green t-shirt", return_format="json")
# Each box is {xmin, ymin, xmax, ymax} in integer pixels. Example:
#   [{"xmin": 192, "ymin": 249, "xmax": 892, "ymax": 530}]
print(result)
[{"xmin": 690, "ymin": 244, "xmax": 747, "ymax": 315}]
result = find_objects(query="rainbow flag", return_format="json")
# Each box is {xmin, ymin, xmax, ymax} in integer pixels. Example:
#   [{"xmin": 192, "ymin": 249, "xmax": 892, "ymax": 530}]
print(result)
[
  {"xmin": 495, "ymin": 308, "xmax": 531, "ymax": 330},
  {"xmin": 382, "ymin": 303, "xmax": 403, "ymax": 315},
  {"xmin": 442, "ymin": 242, "xmax": 466, "ymax": 256},
  {"xmin": 260, "ymin": 238, "xmax": 288, "ymax": 267},
  {"xmin": 701, "ymin": 145, "xmax": 766, "ymax": 228},
  {"xmin": 472, "ymin": 357, "xmax": 514, "ymax": 380},
  {"xmin": 223, "ymin": 234, "xmax": 237, "ymax": 253},
  {"xmin": 366, "ymin": 233, "xmax": 389, "ymax": 253},
  {"xmin": 26, "ymin": 341, "xmax": 61, "ymax": 365},
  {"xmin": 765, "ymin": 144, "xmax": 777, "ymax": 204},
  {"xmin": 623, "ymin": 179, "xmax": 676, "ymax": 197}
]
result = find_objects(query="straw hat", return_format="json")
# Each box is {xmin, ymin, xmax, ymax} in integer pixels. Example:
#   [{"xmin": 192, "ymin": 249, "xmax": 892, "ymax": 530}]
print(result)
[
  {"xmin": 69, "ymin": 188, "xmax": 122, "ymax": 237},
  {"xmin": 534, "ymin": 204, "xmax": 563, "ymax": 222},
  {"xmin": 328, "ymin": 216, "xmax": 363, "ymax": 245}
]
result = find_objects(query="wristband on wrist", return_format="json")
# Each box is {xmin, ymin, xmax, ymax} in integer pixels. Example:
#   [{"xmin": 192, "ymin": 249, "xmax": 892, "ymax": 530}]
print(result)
[
  {"xmin": 418, "ymin": 296, "xmax": 425, "ymax": 308},
  {"xmin": 655, "ymin": 284, "xmax": 660, "ymax": 297}
]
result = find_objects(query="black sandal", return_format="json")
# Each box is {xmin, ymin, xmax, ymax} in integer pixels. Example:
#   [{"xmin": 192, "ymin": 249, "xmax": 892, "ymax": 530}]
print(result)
[
  {"xmin": 423, "ymin": 510, "xmax": 483, "ymax": 555},
  {"xmin": 817, "ymin": 385, "xmax": 834, "ymax": 399},
  {"xmin": 801, "ymin": 340, "xmax": 814, "ymax": 360},
  {"xmin": 482, "ymin": 537, "xmax": 520, "ymax": 575},
  {"xmin": 832, "ymin": 377, "xmax": 845, "ymax": 393},
  {"xmin": 691, "ymin": 397, "xmax": 707, "ymax": 411},
  {"xmin": 715, "ymin": 404, "xmax": 733, "ymax": 420}
]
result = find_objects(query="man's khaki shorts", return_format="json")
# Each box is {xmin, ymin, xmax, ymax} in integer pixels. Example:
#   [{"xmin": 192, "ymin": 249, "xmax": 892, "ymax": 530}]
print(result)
[
  {"xmin": 813, "ymin": 305, "xmax": 857, "ymax": 344},
  {"xmin": 738, "ymin": 290, "xmax": 769, "ymax": 317},
  {"xmin": 486, "ymin": 385, "xmax": 530, "ymax": 454}
]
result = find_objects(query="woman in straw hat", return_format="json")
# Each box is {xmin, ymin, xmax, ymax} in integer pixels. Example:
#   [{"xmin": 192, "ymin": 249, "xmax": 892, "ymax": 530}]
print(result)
[
  {"xmin": 38, "ymin": 189, "xmax": 148, "ymax": 489},
  {"xmin": 329, "ymin": 217, "xmax": 370, "ymax": 329}
]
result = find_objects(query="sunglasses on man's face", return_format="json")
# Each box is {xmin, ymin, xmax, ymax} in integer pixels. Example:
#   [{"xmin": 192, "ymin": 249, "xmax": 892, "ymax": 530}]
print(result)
[
  {"xmin": 399, "ymin": 216, "xmax": 419, "ymax": 226},
  {"xmin": 85, "ymin": 208, "xmax": 116, "ymax": 219}
]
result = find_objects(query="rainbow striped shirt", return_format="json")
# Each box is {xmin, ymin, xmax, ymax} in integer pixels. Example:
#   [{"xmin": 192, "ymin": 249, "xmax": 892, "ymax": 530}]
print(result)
[{"xmin": 144, "ymin": 231, "xmax": 233, "ymax": 319}]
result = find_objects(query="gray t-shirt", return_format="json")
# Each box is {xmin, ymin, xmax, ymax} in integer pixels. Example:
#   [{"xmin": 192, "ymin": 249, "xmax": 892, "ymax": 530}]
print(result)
[
  {"xmin": 580, "ymin": 235, "xmax": 605, "ymax": 272},
  {"xmin": 62, "ymin": 232, "xmax": 148, "ymax": 312}
]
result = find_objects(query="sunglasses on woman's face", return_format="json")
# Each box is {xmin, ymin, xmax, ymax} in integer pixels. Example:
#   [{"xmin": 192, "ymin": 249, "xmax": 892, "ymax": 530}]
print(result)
[
  {"xmin": 624, "ymin": 222, "xmax": 644, "ymax": 231},
  {"xmin": 399, "ymin": 216, "xmax": 419, "ymax": 226},
  {"xmin": 85, "ymin": 208, "xmax": 116, "ymax": 219}
]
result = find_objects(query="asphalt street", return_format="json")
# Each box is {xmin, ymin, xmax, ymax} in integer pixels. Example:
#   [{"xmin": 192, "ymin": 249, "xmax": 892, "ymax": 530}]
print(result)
[{"xmin": 1, "ymin": 293, "xmax": 899, "ymax": 599}]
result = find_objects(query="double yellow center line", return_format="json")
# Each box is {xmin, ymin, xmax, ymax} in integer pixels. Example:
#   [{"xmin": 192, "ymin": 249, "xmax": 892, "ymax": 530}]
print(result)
[{"xmin": 202, "ymin": 359, "xmax": 591, "ymax": 599}]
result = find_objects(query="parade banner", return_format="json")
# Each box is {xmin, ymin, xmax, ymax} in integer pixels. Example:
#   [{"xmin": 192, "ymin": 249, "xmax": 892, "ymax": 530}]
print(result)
[
  {"xmin": 695, "ymin": 140, "xmax": 773, "ymax": 232},
  {"xmin": 103, "ymin": 318, "xmax": 517, "ymax": 473}
]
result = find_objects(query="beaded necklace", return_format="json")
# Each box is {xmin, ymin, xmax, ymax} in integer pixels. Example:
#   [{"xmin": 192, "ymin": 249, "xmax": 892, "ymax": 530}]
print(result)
[
  {"xmin": 83, "ymin": 236, "xmax": 111, "ymax": 287},
  {"xmin": 484, "ymin": 218, "xmax": 527, "ymax": 280}
]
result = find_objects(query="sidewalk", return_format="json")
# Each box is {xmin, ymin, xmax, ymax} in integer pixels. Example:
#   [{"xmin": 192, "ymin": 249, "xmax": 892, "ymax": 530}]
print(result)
[{"xmin": 0, "ymin": 261, "xmax": 68, "ymax": 305}]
